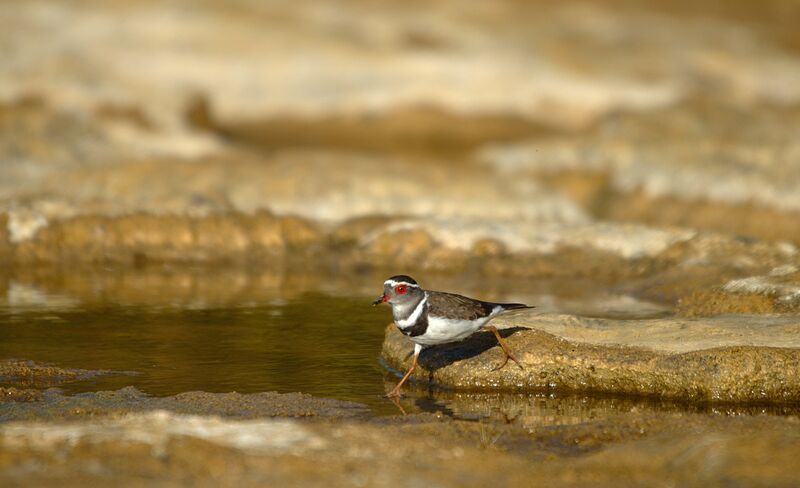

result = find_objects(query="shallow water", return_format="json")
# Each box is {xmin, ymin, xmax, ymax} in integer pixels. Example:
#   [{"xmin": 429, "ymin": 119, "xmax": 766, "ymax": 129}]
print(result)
[
  {"xmin": 0, "ymin": 269, "xmax": 686, "ymax": 416},
  {"xmin": 0, "ymin": 297, "xmax": 390, "ymax": 404}
]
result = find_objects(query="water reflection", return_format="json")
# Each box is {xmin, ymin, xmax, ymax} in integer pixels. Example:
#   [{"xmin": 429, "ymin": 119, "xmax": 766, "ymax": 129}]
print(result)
[
  {"xmin": 387, "ymin": 388, "xmax": 800, "ymax": 422},
  {"xmin": 0, "ymin": 298, "xmax": 389, "ymax": 404},
  {"xmin": 1, "ymin": 266, "xmax": 673, "ymax": 416},
  {"xmin": 0, "ymin": 266, "xmax": 667, "ymax": 317}
]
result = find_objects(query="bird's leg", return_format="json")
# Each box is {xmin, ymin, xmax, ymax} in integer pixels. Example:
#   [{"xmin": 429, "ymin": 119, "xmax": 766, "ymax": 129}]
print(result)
[
  {"xmin": 387, "ymin": 394, "xmax": 407, "ymax": 415},
  {"xmin": 482, "ymin": 325, "xmax": 524, "ymax": 371},
  {"xmin": 386, "ymin": 345, "xmax": 421, "ymax": 398}
]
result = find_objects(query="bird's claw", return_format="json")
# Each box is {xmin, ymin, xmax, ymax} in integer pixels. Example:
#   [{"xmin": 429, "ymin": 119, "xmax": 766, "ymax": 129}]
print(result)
[
  {"xmin": 385, "ymin": 394, "xmax": 407, "ymax": 415},
  {"xmin": 492, "ymin": 353, "xmax": 524, "ymax": 372}
]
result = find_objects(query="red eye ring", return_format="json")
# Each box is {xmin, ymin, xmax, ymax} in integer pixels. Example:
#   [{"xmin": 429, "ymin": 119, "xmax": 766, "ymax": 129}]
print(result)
[{"xmin": 395, "ymin": 285, "xmax": 407, "ymax": 294}]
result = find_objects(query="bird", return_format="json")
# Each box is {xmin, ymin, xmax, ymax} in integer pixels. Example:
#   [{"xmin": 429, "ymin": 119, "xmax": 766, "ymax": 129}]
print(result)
[{"xmin": 373, "ymin": 275, "xmax": 533, "ymax": 398}]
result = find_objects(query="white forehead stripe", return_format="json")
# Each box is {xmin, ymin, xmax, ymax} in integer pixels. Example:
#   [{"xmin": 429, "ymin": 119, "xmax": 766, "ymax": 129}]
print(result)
[{"xmin": 384, "ymin": 280, "xmax": 419, "ymax": 288}]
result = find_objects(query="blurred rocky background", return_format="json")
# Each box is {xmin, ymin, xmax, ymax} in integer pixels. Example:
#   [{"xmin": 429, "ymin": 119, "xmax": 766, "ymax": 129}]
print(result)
[
  {"xmin": 2, "ymin": 1, "xmax": 800, "ymax": 486},
  {"xmin": 2, "ymin": 0, "xmax": 800, "ymax": 314}
]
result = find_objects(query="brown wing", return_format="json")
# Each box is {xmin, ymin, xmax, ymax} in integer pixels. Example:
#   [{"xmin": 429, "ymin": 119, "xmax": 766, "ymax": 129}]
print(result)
[{"xmin": 427, "ymin": 291, "xmax": 495, "ymax": 320}]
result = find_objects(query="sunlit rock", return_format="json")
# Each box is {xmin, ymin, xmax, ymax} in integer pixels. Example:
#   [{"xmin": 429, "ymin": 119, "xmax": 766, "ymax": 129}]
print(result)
[{"xmin": 381, "ymin": 312, "xmax": 800, "ymax": 402}]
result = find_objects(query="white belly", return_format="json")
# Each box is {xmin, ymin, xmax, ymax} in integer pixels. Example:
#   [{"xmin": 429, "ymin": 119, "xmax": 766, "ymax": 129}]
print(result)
[{"xmin": 411, "ymin": 315, "xmax": 491, "ymax": 346}]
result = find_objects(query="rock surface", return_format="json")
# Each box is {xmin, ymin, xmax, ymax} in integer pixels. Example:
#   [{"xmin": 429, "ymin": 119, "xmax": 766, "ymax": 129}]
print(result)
[
  {"xmin": 1, "ymin": 408, "xmax": 799, "ymax": 487},
  {"xmin": 5, "ymin": 0, "xmax": 800, "ymax": 131},
  {"xmin": 0, "ymin": 387, "xmax": 370, "ymax": 423},
  {"xmin": 0, "ymin": 359, "xmax": 129, "ymax": 388},
  {"xmin": 478, "ymin": 102, "xmax": 800, "ymax": 242},
  {"xmin": 381, "ymin": 312, "xmax": 800, "ymax": 402}
]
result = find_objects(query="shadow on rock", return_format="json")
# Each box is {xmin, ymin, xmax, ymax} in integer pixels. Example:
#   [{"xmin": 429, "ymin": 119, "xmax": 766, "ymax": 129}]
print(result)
[{"xmin": 417, "ymin": 327, "xmax": 530, "ymax": 374}]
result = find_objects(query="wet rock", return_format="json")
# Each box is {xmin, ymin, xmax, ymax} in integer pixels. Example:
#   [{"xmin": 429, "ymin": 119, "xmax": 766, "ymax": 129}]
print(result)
[
  {"xmin": 0, "ymin": 411, "xmax": 524, "ymax": 487},
  {"xmin": 381, "ymin": 312, "xmax": 800, "ymax": 402},
  {"xmin": 533, "ymin": 414, "xmax": 800, "ymax": 486},
  {"xmin": 0, "ymin": 359, "xmax": 125, "ymax": 388},
  {"xmin": 395, "ymin": 389, "xmax": 800, "ymax": 424},
  {"xmin": 1, "ymin": 410, "xmax": 325, "ymax": 452},
  {"xmin": 1, "ymin": 407, "xmax": 799, "ymax": 487},
  {"xmin": 0, "ymin": 387, "xmax": 370, "ymax": 422},
  {"xmin": 158, "ymin": 390, "xmax": 370, "ymax": 419},
  {"xmin": 2, "ymin": 410, "xmax": 322, "ymax": 452},
  {"xmin": 0, "ymin": 388, "xmax": 41, "ymax": 403},
  {"xmin": 0, "ymin": 412, "xmax": 334, "ymax": 486}
]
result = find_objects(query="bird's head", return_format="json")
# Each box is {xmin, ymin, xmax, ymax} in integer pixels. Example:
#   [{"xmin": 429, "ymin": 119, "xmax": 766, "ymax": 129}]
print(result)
[{"xmin": 373, "ymin": 275, "xmax": 423, "ymax": 307}]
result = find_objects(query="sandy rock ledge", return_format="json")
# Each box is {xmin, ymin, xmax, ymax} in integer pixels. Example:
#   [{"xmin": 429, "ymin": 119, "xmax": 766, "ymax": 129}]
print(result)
[
  {"xmin": 381, "ymin": 312, "xmax": 800, "ymax": 403},
  {"xmin": 3, "ymin": 404, "xmax": 800, "ymax": 487}
]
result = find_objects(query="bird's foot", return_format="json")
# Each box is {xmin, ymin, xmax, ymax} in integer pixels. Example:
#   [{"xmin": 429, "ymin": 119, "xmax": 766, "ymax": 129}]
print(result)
[
  {"xmin": 386, "ymin": 394, "xmax": 407, "ymax": 415},
  {"xmin": 483, "ymin": 325, "xmax": 525, "ymax": 372},
  {"xmin": 492, "ymin": 350, "xmax": 525, "ymax": 372},
  {"xmin": 384, "ymin": 388, "xmax": 403, "ymax": 399}
]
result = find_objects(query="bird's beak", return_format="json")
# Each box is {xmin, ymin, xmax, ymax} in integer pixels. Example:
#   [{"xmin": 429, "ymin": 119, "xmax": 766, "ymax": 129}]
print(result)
[{"xmin": 372, "ymin": 294, "xmax": 389, "ymax": 306}]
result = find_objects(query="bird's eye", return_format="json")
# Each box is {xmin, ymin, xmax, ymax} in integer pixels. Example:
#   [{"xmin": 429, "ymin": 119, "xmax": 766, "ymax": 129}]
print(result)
[{"xmin": 395, "ymin": 285, "xmax": 407, "ymax": 294}]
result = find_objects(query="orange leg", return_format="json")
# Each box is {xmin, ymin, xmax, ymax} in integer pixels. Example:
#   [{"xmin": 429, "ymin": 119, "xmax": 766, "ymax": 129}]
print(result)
[
  {"xmin": 483, "ymin": 325, "xmax": 524, "ymax": 371},
  {"xmin": 386, "ymin": 347, "xmax": 420, "ymax": 398},
  {"xmin": 387, "ymin": 394, "xmax": 408, "ymax": 415}
]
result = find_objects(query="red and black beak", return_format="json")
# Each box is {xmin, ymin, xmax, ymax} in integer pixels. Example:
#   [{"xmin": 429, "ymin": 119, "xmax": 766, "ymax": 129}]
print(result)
[{"xmin": 372, "ymin": 294, "xmax": 389, "ymax": 306}]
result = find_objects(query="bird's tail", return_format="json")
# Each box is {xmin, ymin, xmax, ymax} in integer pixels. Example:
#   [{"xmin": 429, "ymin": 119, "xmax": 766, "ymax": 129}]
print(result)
[{"xmin": 499, "ymin": 303, "xmax": 535, "ymax": 311}]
